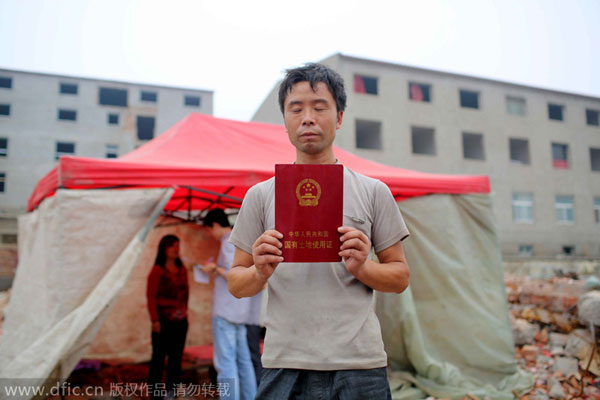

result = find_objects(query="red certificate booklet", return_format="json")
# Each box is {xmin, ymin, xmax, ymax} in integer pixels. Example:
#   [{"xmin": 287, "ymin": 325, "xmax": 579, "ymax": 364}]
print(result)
[{"xmin": 275, "ymin": 164, "xmax": 343, "ymax": 262}]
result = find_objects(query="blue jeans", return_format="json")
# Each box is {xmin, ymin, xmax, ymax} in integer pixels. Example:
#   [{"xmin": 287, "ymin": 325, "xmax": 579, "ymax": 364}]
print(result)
[
  {"xmin": 212, "ymin": 316, "xmax": 257, "ymax": 400},
  {"xmin": 256, "ymin": 367, "xmax": 391, "ymax": 400}
]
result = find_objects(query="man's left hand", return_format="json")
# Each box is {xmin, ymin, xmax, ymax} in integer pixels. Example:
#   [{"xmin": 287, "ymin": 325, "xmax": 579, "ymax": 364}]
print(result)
[{"xmin": 338, "ymin": 226, "xmax": 370, "ymax": 277}]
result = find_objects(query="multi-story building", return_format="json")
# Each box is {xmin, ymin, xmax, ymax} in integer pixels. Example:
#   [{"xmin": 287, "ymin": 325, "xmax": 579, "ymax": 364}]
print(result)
[
  {"xmin": 0, "ymin": 68, "xmax": 213, "ymax": 277},
  {"xmin": 253, "ymin": 53, "xmax": 600, "ymax": 259}
]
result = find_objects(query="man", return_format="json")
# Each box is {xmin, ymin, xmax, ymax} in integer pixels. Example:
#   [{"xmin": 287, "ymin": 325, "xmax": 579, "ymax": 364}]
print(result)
[
  {"xmin": 244, "ymin": 292, "xmax": 263, "ymax": 385},
  {"xmin": 202, "ymin": 208, "xmax": 257, "ymax": 400},
  {"xmin": 227, "ymin": 63, "xmax": 410, "ymax": 399}
]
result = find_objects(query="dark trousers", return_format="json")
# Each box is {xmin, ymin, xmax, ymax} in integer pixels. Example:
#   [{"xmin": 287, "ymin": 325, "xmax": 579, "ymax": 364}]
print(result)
[
  {"xmin": 245, "ymin": 324, "xmax": 263, "ymax": 385},
  {"xmin": 149, "ymin": 318, "xmax": 188, "ymax": 395},
  {"xmin": 256, "ymin": 367, "xmax": 392, "ymax": 400}
]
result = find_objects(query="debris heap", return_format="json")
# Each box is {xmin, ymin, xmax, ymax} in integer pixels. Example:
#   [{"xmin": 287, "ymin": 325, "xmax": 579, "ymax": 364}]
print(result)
[{"xmin": 507, "ymin": 274, "xmax": 600, "ymax": 399}]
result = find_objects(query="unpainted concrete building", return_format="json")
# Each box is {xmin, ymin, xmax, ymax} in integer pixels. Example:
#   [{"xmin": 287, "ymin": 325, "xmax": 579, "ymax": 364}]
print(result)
[{"xmin": 0, "ymin": 68, "xmax": 212, "ymax": 277}]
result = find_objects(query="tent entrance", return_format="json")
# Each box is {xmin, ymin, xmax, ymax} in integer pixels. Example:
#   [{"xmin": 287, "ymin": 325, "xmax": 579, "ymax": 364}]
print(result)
[{"xmin": 157, "ymin": 186, "xmax": 242, "ymax": 225}]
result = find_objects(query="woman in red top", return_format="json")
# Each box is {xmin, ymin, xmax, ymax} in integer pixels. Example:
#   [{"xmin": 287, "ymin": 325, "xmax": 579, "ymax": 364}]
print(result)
[{"xmin": 146, "ymin": 235, "xmax": 189, "ymax": 397}]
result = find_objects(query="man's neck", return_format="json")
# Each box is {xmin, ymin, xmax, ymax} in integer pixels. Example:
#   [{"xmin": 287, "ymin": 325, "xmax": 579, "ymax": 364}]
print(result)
[
  {"xmin": 295, "ymin": 150, "xmax": 336, "ymax": 165},
  {"xmin": 215, "ymin": 227, "xmax": 232, "ymax": 240}
]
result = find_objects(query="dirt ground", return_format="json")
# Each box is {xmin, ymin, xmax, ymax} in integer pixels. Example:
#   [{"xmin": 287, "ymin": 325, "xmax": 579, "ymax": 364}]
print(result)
[{"xmin": 49, "ymin": 359, "xmax": 217, "ymax": 400}]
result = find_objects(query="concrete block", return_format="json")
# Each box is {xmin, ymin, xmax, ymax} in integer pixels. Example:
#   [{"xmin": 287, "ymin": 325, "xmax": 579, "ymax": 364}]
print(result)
[{"xmin": 553, "ymin": 357, "xmax": 579, "ymax": 377}]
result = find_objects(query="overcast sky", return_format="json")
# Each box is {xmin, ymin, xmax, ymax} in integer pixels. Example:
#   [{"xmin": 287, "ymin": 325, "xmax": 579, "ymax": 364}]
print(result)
[{"xmin": 1, "ymin": 0, "xmax": 599, "ymax": 122}]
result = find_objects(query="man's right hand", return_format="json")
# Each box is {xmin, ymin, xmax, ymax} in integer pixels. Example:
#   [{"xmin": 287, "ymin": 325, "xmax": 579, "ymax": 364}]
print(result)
[
  {"xmin": 201, "ymin": 262, "xmax": 217, "ymax": 274},
  {"xmin": 251, "ymin": 230, "xmax": 284, "ymax": 281}
]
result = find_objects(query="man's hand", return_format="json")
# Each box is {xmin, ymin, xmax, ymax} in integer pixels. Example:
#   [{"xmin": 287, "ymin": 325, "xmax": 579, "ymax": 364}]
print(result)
[
  {"xmin": 338, "ymin": 228, "xmax": 410, "ymax": 293},
  {"xmin": 252, "ymin": 230, "xmax": 284, "ymax": 282},
  {"xmin": 338, "ymin": 226, "xmax": 370, "ymax": 277},
  {"xmin": 151, "ymin": 321, "xmax": 161, "ymax": 333},
  {"xmin": 201, "ymin": 262, "xmax": 217, "ymax": 274}
]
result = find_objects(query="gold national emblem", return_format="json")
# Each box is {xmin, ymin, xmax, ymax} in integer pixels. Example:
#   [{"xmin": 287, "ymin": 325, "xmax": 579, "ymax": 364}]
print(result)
[{"xmin": 296, "ymin": 178, "xmax": 321, "ymax": 207}]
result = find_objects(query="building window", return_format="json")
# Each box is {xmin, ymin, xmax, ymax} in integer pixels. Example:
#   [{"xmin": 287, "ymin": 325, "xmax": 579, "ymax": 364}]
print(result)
[
  {"xmin": 462, "ymin": 132, "xmax": 484, "ymax": 160},
  {"xmin": 519, "ymin": 245, "xmax": 534, "ymax": 257},
  {"xmin": 0, "ymin": 138, "xmax": 7, "ymax": 157},
  {"xmin": 0, "ymin": 172, "xmax": 5, "ymax": 192},
  {"xmin": 184, "ymin": 95, "xmax": 201, "ymax": 107},
  {"xmin": 548, "ymin": 103, "xmax": 564, "ymax": 121},
  {"xmin": 460, "ymin": 90, "xmax": 479, "ymax": 109},
  {"xmin": 408, "ymin": 82, "xmax": 431, "ymax": 102},
  {"xmin": 587, "ymin": 109, "xmax": 599, "ymax": 126},
  {"xmin": 411, "ymin": 126, "xmax": 435, "ymax": 155},
  {"xmin": 1, "ymin": 234, "xmax": 17, "ymax": 244},
  {"xmin": 506, "ymin": 96, "xmax": 526, "ymax": 116},
  {"xmin": 354, "ymin": 75, "xmax": 378, "ymax": 95},
  {"xmin": 108, "ymin": 113, "xmax": 119, "ymax": 125},
  {"xmin": 60, "ymin": 83, "xmax": 78, "ymax": 95},
  {"xmin": 99, "ymin": 87, "xmax": 128, "ymax": 107},
  {"xmin": 512, "ymin": 193, "xmax": 533, "ymax": 222},
  {"xmin": 0, "ymin": 104, "xmax": 9, "ymax": 116},
  {"xmin": 591, "ymin": 148, "xmax": 600, "ymax": 171},
  {"xmin": 137, "ymin": 116, "xmax": 155, "ymax": 140},
  {"xmin": 0, "ymin": 77, "xmax": 11, "ymax": 89},
  {"xmin": 551, "ymin": 143, "xmax": 569, "ymax": 169},
  {"xmin": 562, "ymin": 246, "xmax": 574, "ymax": 256},
  {"xmin": 555, "ymin": 195, "xmax": 574, "ymax": 224},
  {"xmin": 509, "ymin": 138, "xmax": 530, "ymax": 164},
  {"xmin": 55, "ymin": 142, "xmax": 75, "ymax": 160},
  {"xmin": 141, "ymin": 91, "xmax": 157, "ymax": 102},
  {"xmin": 594, "ymin": 197, "xmax": 600, "ymax": 224},
  {"xmin": 355, "ymin": 119, "xmax": 382, "ymax": 150},
  {"xmin": 106, "ymin": 144, "xmax": 118, "ymax": 158},
  {"xmin": 58, "ymin": 109, "xmax": 77, "ymax": 121}
]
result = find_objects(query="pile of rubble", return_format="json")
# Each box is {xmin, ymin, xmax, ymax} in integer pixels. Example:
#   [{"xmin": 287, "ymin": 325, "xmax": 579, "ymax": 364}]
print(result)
[
  {"xmin": 0, "ymin": 289, "xmax": 9, "ymax": 337},
  {"xmin": 507, "ymin": 274, "xmax": 600, "ymax": 399}
]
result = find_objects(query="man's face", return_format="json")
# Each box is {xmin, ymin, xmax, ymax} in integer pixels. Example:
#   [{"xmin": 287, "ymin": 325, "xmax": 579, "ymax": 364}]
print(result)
[
  {"xmin": 283, "ymin": 81, "xmax": 343, "ymax": 156},
  {"xmin": 206, "ymin": 223, "xmax": 218, "ymax": 240}
]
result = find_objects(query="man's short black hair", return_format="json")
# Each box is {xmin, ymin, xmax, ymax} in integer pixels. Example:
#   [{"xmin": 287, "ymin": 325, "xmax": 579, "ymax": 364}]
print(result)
[
  {"xmin": 278, "ymin": 63, "xmax": 346, "ymax": 114},
  {"xmin": 203, "ymin": 208, "xmax": 230, "ymax": 228}
]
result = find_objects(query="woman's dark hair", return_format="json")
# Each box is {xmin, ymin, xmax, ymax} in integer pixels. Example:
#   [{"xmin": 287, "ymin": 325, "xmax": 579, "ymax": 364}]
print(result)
[
  {"xmin": 154, "ymin": 234, "xmax": 183, "ymax": 268},
  {"xmin": 278, "ymin": 63, "xmax": 347, "ymax": 114}
]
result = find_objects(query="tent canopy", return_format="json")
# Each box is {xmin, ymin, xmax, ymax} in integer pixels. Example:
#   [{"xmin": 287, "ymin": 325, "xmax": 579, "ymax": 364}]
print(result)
[{"xmin": 28, "ymin": 113, "xmax": 490, "ymax": 212}]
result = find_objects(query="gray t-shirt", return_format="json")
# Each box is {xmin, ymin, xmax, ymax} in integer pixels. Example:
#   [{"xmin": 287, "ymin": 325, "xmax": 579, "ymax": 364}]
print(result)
[
  {"xmin": 243, "ymin": 290, "xmax": 263, "ymax": 326},
  {"xmin": 230, "ymin": 166, "xmax": 409, "ymax": 370}
]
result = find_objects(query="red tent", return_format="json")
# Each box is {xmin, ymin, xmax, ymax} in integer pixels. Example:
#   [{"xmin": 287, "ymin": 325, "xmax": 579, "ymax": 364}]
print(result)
[{"xmin": 28, "ymin": 113, "xmax": 490, "ymax": 212}]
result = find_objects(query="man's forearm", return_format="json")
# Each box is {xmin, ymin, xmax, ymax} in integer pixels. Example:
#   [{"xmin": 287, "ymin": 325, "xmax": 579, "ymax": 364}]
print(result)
[
  {"xmin": 355, "ymin": 260, "xmax": 410, "ymax": 293},
  {"xmin": 228, "ymin": 265, "xmax": 266, "ymax": 298}
]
